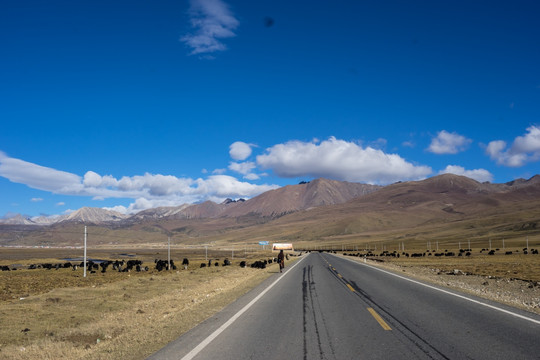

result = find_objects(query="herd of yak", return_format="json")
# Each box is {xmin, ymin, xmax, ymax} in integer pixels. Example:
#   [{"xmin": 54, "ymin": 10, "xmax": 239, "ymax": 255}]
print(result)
[
  {"xmin": 4, "ymin": 247, "xmax": 537, "ymax": 272},
  {"xmin": 342, "ymin": 247, "xmax": 539, "ymax": 258},
  {"xmin": 0, "ymin": 255, "xmax": 292, "ymax": 272}
]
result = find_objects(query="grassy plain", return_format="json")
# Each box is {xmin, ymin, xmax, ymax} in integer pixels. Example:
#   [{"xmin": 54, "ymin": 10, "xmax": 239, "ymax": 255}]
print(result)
[
  {"xmin": 0, "ymin": 247, "xmax": 285, "ymax": 360},
  {"xmin": 1, "ymin": 233, "xmax": 539, "ymax": 359},
  {"xmin": 380, "ymin": 251, "xmax": 540, "ymax": 282}
]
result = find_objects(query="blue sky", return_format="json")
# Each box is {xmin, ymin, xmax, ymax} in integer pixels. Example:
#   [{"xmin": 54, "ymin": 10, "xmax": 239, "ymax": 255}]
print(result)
[{"xmin": 1, "ymin": 0, "xmax": 539, "ymax": 219}]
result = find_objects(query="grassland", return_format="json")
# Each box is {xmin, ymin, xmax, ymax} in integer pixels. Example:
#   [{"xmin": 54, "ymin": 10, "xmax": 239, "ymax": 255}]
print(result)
[
  {"xmin": 0, "ymin": 248, "xmax": 287, "ymax": 359},
  {"xmin": 1, "ymin": 231, "xmax": 539, "ymax": 359}
]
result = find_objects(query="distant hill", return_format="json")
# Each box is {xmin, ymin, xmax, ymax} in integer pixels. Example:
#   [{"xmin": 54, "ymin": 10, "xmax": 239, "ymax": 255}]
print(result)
[
  {"xmin": 0, "ymin": 214, "xmax": 37, "ymax": 226},
  {"xmin": 0, "ymin": 207, "xmax": 129, "ymax": 226},
  {"xmin": 4, "ymin": 178, "xmax": 377, "ymax": 226},
  {"xmin": 2, "ymin": 175, "xmax": 540, "ymax": 227},
  {"xmin": 258, "ymin": 173, "xmax": 540, "ymax": 244},
  {"xmin": 1, "ymin": 174, "xmax": 540, "ymax": 247},
  {"xmin": 222, "ymin": 178, "xmax": 380, "ymax": 217},
  {"xmin": 60, "ymin": 207, "xmax": 129, "ymax": 224},
  {"xmin": 128, "ymin": 204, "xmax": 192, "ymax": 221}
]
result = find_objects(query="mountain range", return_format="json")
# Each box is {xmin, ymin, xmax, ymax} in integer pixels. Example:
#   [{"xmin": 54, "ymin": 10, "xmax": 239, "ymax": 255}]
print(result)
[
  {"xmin": 1, "ymin": 174, "xmax": 540, "ymax": 247},
  {"xmin": 0, "ymin": 178, "xmax": 380, "ymax": 226}
]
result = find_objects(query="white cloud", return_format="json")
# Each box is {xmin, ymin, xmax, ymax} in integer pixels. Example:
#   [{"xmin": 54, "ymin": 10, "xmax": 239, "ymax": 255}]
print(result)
[
  {"xmin": 228, "ymin": 161, "xmax": 260, "ymax": 179},
  {"xmin": 229, "ymin": 161, "xmax": 256, "ymax": 175},
  {"xmin": 427, "ymin": 130, "xmax": 472, "ymax": 154},
  {"xmin": 31, "ymin": 198, "xmax": 43, "ymax": 202},
  {"xmin": 256, "ymin": 137, "xmax": 432, "ymax": 184},
  {"xmin": 181, "ymin": 0, "xmax": 239, "ymax": 56},
  {"xmin": 439, "ymin": 165, "xmax": 493, "ymax": 183},
  {"xmin": 0, "ymin": 151, "xmax": 83, "ymax": 194},
  {"xmin": 486, "ymin": 126, "xmax": 540, "ymax": 167},
  {"xmin": 56, "ymin": 202, "xmax": 65, "ymax": 206},
  {"xmin": 402, "ymin": 140, "xmax": 415, "ymax": 148},
  {"xmin": 196, "ymin": 175, "xmax": 277, "ymax": 197},
  {"xmin": 0, "ymin": 152, "xmax": 279, "ymax": 214},
  {"xmin": 228, "ymin": 142, "xmax": 260, "ymax": 179},
  {"xmin": 212, "ymin": 168, "xmax": 227, "ymax": 175},
  {"xmin": 369, "ymin": 138, "xmax": 387, "ymax": 150},
  {"xmin": 83, "ymin": 171, "xmax": 117, "ymax": 188},
  {"xmin": 83, "ymin": 171, "xmax": 101, "ymax": 187},
  {"xmin": 229, "ymin": 141, "xmax": 253, "ymax": 161},
  {"xmin": 244, "ymin": 173, "xmax": 260, "ymax": 180},
  {"xmin": 103, "ymin": 205, "xmax": 129, "ymax": 214}
]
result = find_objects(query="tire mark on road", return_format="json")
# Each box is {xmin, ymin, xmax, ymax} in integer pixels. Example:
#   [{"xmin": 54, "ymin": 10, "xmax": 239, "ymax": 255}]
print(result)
[{"xmin": 303, "ymin": 264, "xmax": 336, "ymax": 360}]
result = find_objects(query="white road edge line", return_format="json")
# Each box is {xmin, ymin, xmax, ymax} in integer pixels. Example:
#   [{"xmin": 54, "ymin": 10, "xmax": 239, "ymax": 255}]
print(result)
[
  {"xmin": 338, "ymin": 255, "xmax": 540, "ymax": 326},
  {"xmin": 180, "ymin": 254, "xmax": 308, "ymax": 360}
]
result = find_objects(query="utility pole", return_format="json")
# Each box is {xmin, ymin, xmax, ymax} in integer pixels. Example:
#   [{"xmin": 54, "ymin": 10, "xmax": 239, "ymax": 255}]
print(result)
[
  {"xmin": 83, "ymin": 226, "xmax": 87, "ymax": 278},
  {"xmin": 168, "ymin": 237, "xmax": 171, "ymax": 270}
]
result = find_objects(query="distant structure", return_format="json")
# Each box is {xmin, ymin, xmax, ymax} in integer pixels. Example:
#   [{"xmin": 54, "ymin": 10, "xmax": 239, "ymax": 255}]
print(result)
[{"xmin": 272, "ymin": 243, "xmax": 294, "ymax": 251}]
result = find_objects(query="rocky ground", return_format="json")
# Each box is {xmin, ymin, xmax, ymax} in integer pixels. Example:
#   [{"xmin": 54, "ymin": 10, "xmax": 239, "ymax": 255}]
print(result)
[{"xmin": 354, "ymin": 258, "xmax": 540, "ymax": 315}]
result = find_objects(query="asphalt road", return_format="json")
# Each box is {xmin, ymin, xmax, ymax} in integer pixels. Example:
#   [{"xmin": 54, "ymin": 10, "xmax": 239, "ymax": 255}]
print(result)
[{"xmin": 148, "ymin": 252, "xmax": 540, "ymax": 360}]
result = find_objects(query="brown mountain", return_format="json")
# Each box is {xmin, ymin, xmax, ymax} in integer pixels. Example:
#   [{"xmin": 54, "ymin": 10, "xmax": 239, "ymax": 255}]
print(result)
[
  {"xmin": 253, "ymin": 173, "xmax": 540, "ymax": 246},
  {"xmin": 221, "ymin": 178, "xmax": 380, "ymax": 217},
  {"xmin": 2, "ymin": 174, "xmax": 540, "ymax": 247},
  {"xmin": 59, "ymin": 207, "xmax": 129, "ymax": 224},
  {"xmin": 98, "ymin": 174, "xmax": 540, "ymax": 247},
  {"xmin": 127, "ymin": 178, "xmax": 380, "ymax": 221},
  {"xmin": 128, "ymin": 204, "xmax": 192, "ymax": 221}
]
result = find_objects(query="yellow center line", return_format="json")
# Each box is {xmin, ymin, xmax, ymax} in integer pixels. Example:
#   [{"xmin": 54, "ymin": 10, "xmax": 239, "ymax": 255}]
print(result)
[
  {"xmin": 337, "ymin": 274, "xmax": 343, "ymax": 278},
  {"xmin": 346, "ymin": 283, "xmax": 355, "ymax": 292},
  {"xmin": 367, "ymin": 308, "xmax": 392, "ymax": 330}
]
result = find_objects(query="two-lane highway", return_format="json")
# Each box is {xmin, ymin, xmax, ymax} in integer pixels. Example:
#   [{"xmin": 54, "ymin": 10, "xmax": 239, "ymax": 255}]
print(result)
[{"xmin": 149, "ymin": 253, "xmax": 540, "ymax": 360}]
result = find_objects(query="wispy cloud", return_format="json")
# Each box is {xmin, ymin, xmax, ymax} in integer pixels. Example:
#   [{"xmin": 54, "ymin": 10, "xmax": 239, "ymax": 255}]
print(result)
[
  {"xmin": 181, "ymin": 0, "xmax": 239, "ymax": 56},
  {"xmin": 439, "ymin": 165, "xmax": 493, "ymax": 183},
  {"xmin": 212, "ymin": 168, "xmax": 227, "ymax": 175},
  {"xmin": 0, "ymin": 152, "xmax": 278, "ymax": 214},
  {"xmin": 0, "ymin": 152, "xmax": 82, "ymax": 193},
  {"xmin": 228, "ymin": 161, "xmax": 258, "ymax": 178},
  {"xmin": 402, "ymin": 141, "xmax": 415, "ymax": 148},
  {"xmin": 256, "ymin": 137, "xmax": 432, "ymax": 184},
  {"xmin": 31, "ymin": 197, "xmax": 43, "ymax": 202},
  {"xmin": 486, "ymin": 126, "xmax": 540, "ymax": 167},
  {"xmin": 427, "ymin": 130, "xmax": 472, "ymax": 154}
]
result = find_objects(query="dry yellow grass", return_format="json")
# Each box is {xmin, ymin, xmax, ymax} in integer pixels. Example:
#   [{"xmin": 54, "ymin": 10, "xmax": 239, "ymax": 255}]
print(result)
[
  {"xmin": 375, "ymin": 252, "xmax": 540, "ymax": 282},
  {"xmin": 322, "ymin": 235, "xmax": 540, "ymax": 283},
  {"xmin": 0, "ymin": 251, "xmax": 291, "ymax": 359}
]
